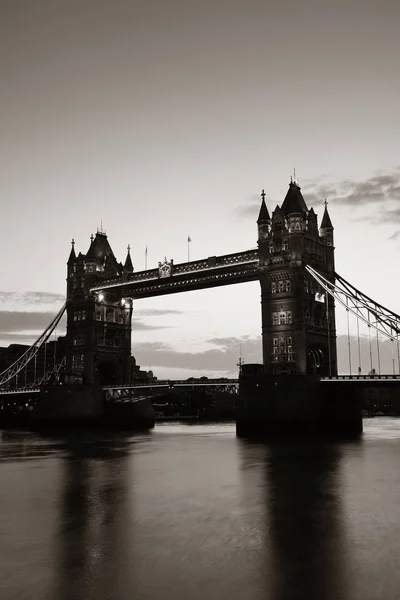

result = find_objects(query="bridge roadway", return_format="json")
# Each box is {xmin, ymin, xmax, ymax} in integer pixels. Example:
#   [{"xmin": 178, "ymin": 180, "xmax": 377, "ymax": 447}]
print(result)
[
  {"xmin": 103, "ymin": 378, "xmax": 239, "ymax": 390},
  {"xmin": 3, "ymin": 375, "xmax": 400, "ymax": 397},
  {"xmin": 0, "ymin": 378, "xmax": 240, "ymax": 396},
  {"xmin": 90, "ymin": 249, "xmax": 260, "ymax": 298}
]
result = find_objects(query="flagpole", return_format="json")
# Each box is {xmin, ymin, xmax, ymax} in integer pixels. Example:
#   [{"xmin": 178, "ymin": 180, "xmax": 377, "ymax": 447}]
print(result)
[
  {"xmin": 187, "ymin": 236, "xmax": 191, "ymax": 262},
  {"xmin": 145, "ymin": 245, "xmax": 148, "ymax": 270}
]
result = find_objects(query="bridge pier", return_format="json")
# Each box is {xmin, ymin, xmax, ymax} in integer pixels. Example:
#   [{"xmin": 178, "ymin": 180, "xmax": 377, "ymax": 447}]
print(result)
[
  {"xmin": 0, "ymin": 384, "xmax": 155, "ymax": 430},
  {"xmin": 236, "ymin": 372, "xmax": 363, "ymax": 438}
]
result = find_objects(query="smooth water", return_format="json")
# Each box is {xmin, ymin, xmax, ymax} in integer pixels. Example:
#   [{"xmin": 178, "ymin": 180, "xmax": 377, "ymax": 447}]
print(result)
[{"xmin": 1, "ymin": 419, "xmax": 400, "ymax": 600}]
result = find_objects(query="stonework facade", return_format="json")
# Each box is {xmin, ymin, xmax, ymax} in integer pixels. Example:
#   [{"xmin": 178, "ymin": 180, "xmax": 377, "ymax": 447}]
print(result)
[
  {"xmin": 257, "ymin": 182, "xmax": 337, "ymax": 376},
  {"xmin": 65, "ymin": 231, "xmax": 134, "ymax": 385}
]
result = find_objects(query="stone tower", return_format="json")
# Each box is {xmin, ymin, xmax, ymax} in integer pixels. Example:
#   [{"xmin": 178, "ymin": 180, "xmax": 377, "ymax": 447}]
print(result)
[
  {"xmin": 257, "ymin": 181, "xmax": 337, "ymax": 376},
  {"xmin": 65, "ymin": 231, "xmax": 134, "ymax": 385}
]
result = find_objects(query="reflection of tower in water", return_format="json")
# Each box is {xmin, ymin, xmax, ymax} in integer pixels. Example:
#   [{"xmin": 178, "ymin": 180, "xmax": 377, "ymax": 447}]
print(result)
[
  {"xmin": 265, "ymin": 441, "xmax": 349, "ymax": 600},
  {"xmin": 54, "ymin": 435, "xmax": 135, "ymax": 600}
]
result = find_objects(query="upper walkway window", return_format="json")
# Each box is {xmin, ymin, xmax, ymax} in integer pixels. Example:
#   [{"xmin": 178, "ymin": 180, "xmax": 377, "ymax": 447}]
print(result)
[{"xmin": 272, "ymin": 310, "xmax": 292, "ymax": 325}]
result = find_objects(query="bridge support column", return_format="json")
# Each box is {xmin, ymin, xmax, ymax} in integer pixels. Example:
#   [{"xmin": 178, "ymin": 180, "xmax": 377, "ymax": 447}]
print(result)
[{"xmin": 236, "ymin": 373, "xmax": 363, "ymax": 438}]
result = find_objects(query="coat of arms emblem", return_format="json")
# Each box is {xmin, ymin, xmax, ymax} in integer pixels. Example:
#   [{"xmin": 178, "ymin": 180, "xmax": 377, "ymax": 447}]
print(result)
[{"xmin": 158, "ymin": 257, "xmax": 172, "ymax": 278}]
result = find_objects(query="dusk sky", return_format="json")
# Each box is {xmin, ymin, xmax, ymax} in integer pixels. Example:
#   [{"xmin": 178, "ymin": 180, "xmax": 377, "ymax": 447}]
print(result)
[{"xmin": 1, "ymin": 0, "xmax": 400, "ymax": 377}]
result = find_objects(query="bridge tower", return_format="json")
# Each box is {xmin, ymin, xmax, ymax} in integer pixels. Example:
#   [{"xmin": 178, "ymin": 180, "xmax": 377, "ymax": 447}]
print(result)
[
  {"xmin": 257, "ymin": 181, "xmax": 337, "ymax": 376},
  {"xmin": 65, "ymin": 232, "xmax": 134, "ymax": 385}
]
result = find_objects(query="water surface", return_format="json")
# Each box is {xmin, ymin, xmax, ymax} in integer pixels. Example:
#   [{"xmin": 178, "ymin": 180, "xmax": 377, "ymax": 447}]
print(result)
[{"xmin": 1, "ymin": 419, "xmax": 400, "ymax": 600}]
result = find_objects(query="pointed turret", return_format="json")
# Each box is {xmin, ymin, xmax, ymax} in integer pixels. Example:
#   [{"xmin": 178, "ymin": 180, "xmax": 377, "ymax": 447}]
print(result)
[
  {"xmin": 281, "ymin": 180, "xmax": 308, "ymax": 215},
  {"xmin": 257, "ymin": 189, "xmax": 271, "ymax": 243},
  {"xmin": 320, "ymin": 202, "xmax": 333, "ymax": 229},
  {"xmin": 257, "ymin": 189, "xmax": 270, "ymax": 222},
  {"xmin": 320, "ymin": 200, "xmax": 334, "ymax": 246},
  {"xmin": 67, "ymin": 239, "xmax": 76, "ymax": 265},
  {"xmin": 124, "ymin": 245, "xmax": 134, "ymax": 273}
]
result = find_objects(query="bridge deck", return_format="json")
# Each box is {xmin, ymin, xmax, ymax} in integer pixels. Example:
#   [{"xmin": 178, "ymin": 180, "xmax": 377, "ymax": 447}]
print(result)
[
  {"xmin": 104, "ymin": 379, "xmax": 239, "ymax": 390},
  {"xmin": 321, "ymin": 375, "xmax": 400, "ymax": 382},
  {"xmin": 90, "ymin": 250, "xmax": 259, "ymax": 298}
]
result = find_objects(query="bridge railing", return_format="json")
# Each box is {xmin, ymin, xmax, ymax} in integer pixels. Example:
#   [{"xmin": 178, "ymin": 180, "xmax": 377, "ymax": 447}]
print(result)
[
  {"xmin": 91, "ymin": 249, "xmax": 259, "ymax": 292},
  {"xmin": 103, "ymin": 378, "xmax": 239, "ymax": 390},
  {"xmin": 321, "ymin": 375, "xmax": 400, "ymax": 381}
]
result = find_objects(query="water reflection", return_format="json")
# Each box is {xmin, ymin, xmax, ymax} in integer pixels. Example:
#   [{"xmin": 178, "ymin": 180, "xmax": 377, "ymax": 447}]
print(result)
[
  {"xmin": 55, "ymin": 434, "xmax": 135, "ymax": 600},
  {"xmin": 2, "ymin": 422, "xmax": 400, "ymax": 600},
  {"xmin": 239, "ymin": 439, "xmax": 350, "ymax": 600}
]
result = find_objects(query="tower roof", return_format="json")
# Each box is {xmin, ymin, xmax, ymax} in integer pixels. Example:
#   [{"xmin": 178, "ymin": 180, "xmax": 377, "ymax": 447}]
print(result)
[
  {"xmin": 67, "ymin": 239, "xmax": 76, "ymax": 264},
  {"xmin": 257, "ymin": 198, "xmax": 270, "ymax": 222},
  {"xmin": 281, "ymin": 181, "xmax": 308, "ymax": 215},
  {"xmin": 320, "ymin": 203, "xmax": 333, "ymax": 228},
  {"xmin": 124, "ymin": 245, "xmax": 134, "ymax": 272},
  {"xmin": 86, "ymin": 231, "xmax": 115, "ymax": 261}
]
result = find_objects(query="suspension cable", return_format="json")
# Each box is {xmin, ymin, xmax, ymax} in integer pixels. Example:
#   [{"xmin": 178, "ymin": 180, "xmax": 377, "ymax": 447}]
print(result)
[
  {"xmin": 53, "ymin": 325, "xmax": 57, "ymax": 370},
  {"xmin": 306, "ymin": 266, "xmax": 400, "ymax": 344},
  {"xmin": 376, "ymin": 327, "xmax": 381, "ymax": 375},
  {"xmin": 397, "ymin": 331, "xmax": 400, "ymax": 375},
  {"xmin": 44, "ymin": 342, "xmax": 47, "ymax": 378},
  {"xmin": 391, "ymin": 335, "xmax": 395, "ymax": 376},
  {"xmin": 0, "ymin": 303, "xmax": 66, "ymax": 386},
  {"xmin": 368, "ymin": 312, "xmax": 373, "ymax": 373},
  {"xmin": 326, "ymin": 292, "xmax": 332, "ymax": 377},
  {"xmin": 346, "ymin": 295, "xmax": 352, "ymax": 375},
  {"xmin": 356, "ymin": 308, "xmax": 361, "ymax": 374}
]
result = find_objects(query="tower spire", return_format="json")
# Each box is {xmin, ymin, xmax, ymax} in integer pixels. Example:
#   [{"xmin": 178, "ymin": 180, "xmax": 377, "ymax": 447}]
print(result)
[
  {"xmin": 257, "ymin": 189, "xmax": 270, "ymax": 222},
  {"xmin": 67, "ymin": 238, "xmax": 76, "ymax": 264},
  {"xmin": 321, "ymin": 199, "xmax": 333, "ymax": 229},
  {"xmin": 124, "ymin": 244, "xmax": 134, "ymax": 272}
]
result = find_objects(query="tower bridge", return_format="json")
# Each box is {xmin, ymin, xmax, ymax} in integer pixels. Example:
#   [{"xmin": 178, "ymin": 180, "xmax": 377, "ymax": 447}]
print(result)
[{"xmin": 1, "ymin": 178, "xmax": 400, "ymax": 434}]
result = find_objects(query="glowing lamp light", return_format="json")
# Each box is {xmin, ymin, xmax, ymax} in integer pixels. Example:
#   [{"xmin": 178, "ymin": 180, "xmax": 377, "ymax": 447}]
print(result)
[
  {"xmin": 121, "ymin": 298, "xmax": 126, "ymax": 307},
  {"xmin": 98, "ymin": 293, "xmax": 104, "ymax": 302}
]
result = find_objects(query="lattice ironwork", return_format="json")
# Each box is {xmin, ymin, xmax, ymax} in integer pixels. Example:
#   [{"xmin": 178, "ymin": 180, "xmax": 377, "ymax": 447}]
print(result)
[
  {"xmin": 0, "ymin": 303, "xmax": 67, "ymax": 387},
  {"xmin": 91, "ymin": 249, "xmax": 259, "ymax": 297},
  {"xmin": 104, "ymin": 379, "xmax": 239, "ymax": 402},
  {"xmin": 306, "ymin": 266, "xmax": 400, "ymax": 343},
  {"xmin": 28, "ymin": 357, "xmax": 67, "ymax": 388}
]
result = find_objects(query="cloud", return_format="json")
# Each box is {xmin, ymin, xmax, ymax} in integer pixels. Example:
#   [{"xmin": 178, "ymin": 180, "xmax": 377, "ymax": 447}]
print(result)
[
  {"xmin": 234, "ymin": 193, "xmax": 267, "ymax": 218},
  {"xmin": 379, "ymin": 208, "xmax": 400, "ymax": 224},
  {"xmin": 234, "ymin": 169, "xmax": 400, "ymax": 224},
  {"xmin": 303, "ymin": 168, "xmax": 400, "ymax": 209},
  {"xmin": 134, "ymin": 308, "xmax": 184, "ymax": 316},
  {"xmin": 132, "ymin": 318, "xmax": 172, "ymax": 330},
  {"xmin": 133, "ymin": 337, "xmax": 262, "ymax": 372},
  {"xmin": 0, "ymin": 311, "xmax": 67, "ymax": 334},
  {"xmin": 388, "ymin": 230, "xmax": 400, "ymax": 241},
  {"xmin": 0, "ymin": 291, "xmax": 65, "ymax": 306},
  {"xmin": 0, "ymin": 309, "xmax": 173, "ymax": 346},
  {"xmin": 133, "ymin": 334, "xmax": 400, "ymax": 377}
]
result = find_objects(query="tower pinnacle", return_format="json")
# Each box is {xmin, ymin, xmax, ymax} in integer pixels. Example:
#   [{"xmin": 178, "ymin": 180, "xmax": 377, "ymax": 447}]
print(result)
[
  {"xmin": 321, "ymin": 201, "xmax": 333, "ymax": 229},
  {"xmin": 124, "ymin": 244, "xmax": 134, "ymax": 272},
  {"xmin": 67, "ymin": 238, "xmax": 76, "ymax": 264},
  {"xmin": 257, "ymin": 189, "xmax": 270, "ymax": 222}
]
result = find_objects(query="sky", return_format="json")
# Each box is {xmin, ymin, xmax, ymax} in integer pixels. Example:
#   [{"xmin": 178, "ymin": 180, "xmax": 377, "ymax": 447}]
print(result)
[{"xmin": 1, "ymin": 0, "xmax": 400, "ymax": 378}]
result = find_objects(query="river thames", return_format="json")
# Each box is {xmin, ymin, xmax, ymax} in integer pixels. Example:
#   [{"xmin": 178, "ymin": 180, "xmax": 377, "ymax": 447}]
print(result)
[{"xmin": 1, "ymin": 419, "xmax": 400, "ymax": 600}]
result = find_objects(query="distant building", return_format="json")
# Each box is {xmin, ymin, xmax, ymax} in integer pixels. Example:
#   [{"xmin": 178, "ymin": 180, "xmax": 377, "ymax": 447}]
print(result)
[{"xmin": 0, "ymin": 340, "xmax": 155, "ymax": 387}]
